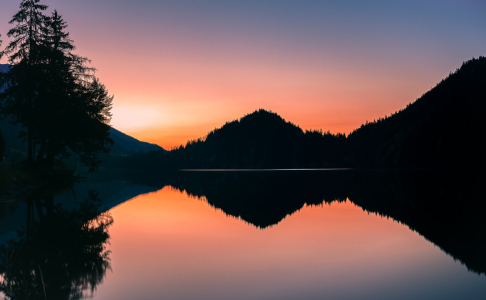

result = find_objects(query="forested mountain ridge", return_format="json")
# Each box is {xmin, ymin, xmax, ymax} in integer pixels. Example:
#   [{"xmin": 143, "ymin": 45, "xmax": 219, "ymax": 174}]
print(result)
[
  {"xmin": 107, "ymin": 56, "xmax": 486, "ymax": 169},
  {"xmin": 108, "ymin": 110, "xmax": 318, "ymax": 168},
  {"xmin": 347, "ymin": 56, "xmax": 486, "ymax": 168},
  {"xmin": 106, "ymin": 109, "xmax": 347, "ymax": 169}
]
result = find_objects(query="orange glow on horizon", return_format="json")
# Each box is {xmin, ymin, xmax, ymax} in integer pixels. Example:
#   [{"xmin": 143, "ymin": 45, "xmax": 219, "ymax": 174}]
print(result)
[
  {"xmin": 89, "ymin": 27, "xmax": 449, "ymax": 149},
  {"xmin": 104, "ymin": 56, "xmax": 443, "ymax": 149},
  {"xmin": 0, "ymin": 1, "xmax": 483, "ymax": 149}
]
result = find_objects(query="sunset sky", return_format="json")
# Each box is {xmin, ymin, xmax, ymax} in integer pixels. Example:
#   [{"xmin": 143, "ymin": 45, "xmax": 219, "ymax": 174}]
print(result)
[{"xmin": 1, "ymin": 0, "xmax": 485, "ymax": 149}]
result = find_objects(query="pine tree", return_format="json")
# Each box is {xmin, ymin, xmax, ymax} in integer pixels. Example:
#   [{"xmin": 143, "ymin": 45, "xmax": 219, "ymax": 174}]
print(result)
[
  {"xmin": 0, "ymin": 0, "xmax": 48, "ymax": 163},
  {"xmin": 35, "ymin": 10, "xmax": 113, "ymax": 170},
  {"xmin": 64, "ymin": 78, "xmax": 113, "ymax": 171},
  {"xmin": 36, "ymin": 10, "xmax": 93, "ymax": 163},
  {"xmin": 1, "ymin": 2, "xmax": 113, "ymax": 171}
]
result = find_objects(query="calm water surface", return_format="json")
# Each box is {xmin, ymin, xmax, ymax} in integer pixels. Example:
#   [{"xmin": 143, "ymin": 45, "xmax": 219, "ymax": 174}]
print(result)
[{"xmin": 0, "ymin": 170, "xmax": 484, "ymax": 299}]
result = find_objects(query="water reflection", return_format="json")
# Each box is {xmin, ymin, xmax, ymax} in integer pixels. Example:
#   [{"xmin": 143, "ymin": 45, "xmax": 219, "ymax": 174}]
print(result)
[
  {"xmin": 0, "ymin": 188, "xmax": 112, "ymax": 300},
  {"xmin": 98, "ymin": 176, "xmax": 486, "ymax": 300},
  {"xmin": 110, "ymin": 169, "xmax": 486, "ymax": 275},
  {"xmin": 0, "ymin": 169, "xmax": 484, "ymax": 299}
]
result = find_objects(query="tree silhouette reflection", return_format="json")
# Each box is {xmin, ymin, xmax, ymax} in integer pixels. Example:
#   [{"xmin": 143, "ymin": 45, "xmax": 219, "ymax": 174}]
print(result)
[{"xmin": 0, "ymin": 189, "xmax": 112, "ymax": 300}]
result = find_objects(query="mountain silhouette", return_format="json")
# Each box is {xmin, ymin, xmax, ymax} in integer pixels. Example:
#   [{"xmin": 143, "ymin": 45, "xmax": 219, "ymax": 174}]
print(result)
[
  {"xmin": 173, "ymin": 109, "xmax": 306, "ymax": 168},
  {"xmin": 347, "ymin": 57, "xmax": 486, "ymax": 168},
  {"xmin": 4, "ymin": 56, "xmax": 486, "ymax": 169},
  {"xmin": 110, "ymin": 57, "xmax": 485, "ymax": 169},
  {"xmin": 109, "ymin": 109, "xmax": 346, "ymax": 169},
  {"xmin": 109, "ymin": 127, "xmax": 163, "ymax": 155}
]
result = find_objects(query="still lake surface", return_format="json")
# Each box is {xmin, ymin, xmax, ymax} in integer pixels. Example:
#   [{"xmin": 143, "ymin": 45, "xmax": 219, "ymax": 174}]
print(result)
[{"xmin": 0, "ymin": 169, "xmax": 485, "ymax": 299}]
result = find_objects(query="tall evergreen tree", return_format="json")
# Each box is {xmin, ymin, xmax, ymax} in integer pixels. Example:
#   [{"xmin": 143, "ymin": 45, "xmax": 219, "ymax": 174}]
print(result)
[
  {"xmin": 1, "ymin": 2, "xmax": 113, "ymax": 171},
  {"xmin": 64, "ymin": 78, "xmax": 113, "ymax": 170},
  {"xmin": 0, "ymin": 0, "xmax": 48, "ymax": 163},
  {"xmin": 37, "ymin": 10, "xmax": 112, "ymax": 170},
  {"xmin": 36, "ymin": 10, "xmax": 92, "ymax": 164}
]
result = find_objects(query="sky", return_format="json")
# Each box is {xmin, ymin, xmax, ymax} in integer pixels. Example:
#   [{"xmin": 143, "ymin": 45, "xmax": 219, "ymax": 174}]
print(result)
[{"xmin": 1, "ymin": 0, "xmax": 485, "ymax": 149}]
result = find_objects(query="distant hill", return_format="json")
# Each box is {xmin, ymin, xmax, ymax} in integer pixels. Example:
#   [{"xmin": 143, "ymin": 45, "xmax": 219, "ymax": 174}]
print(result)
[
  {"xmin": 109, "ymin": 109, "xmax": 346, "ymax": 169},
  {"xmin": 0, "ymin": 117, "xmax": 164, "ymax": 161},
  {"xmin": 173, "ymin": 110, "xmax": 305, "ymax": 168},
  {"xmin": 110, "ymin": 56, "xmax": 486, "ymax": 170},
  {"xmin": 109, "ymin": 127, "xmax": 163, "ymax": 155}
]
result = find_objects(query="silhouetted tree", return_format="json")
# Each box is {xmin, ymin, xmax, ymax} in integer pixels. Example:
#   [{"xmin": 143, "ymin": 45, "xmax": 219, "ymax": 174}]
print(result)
[
  {"xmin": 35, "ymin": 10, "xmax": 113, "ymax": 169},
  {"xmin": 35, "ymin": 9, "xmax": 86, "ymax": 162},
  {"xmin": 0, "ymin": 2, "xmax": 113, "ymax": 171},
  {"xmin": 60, "ymin": 78, "xmax": 113, "ymax": 170},
  {"xmin": 0, "ymin": 0, "xmax": 48, "ymax": 163}
]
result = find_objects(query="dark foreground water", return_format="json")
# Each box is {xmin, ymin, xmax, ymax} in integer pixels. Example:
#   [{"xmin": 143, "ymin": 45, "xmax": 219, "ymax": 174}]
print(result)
[{"xmin": 0, "ymin": 169, "xmax": 485, "ymax": 299}]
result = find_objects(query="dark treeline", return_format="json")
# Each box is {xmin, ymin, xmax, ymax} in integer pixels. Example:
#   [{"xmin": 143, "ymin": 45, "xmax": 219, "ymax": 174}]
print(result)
[
  {"xmin": 347, "ymin": 56, "xmax": 486, "ymax": 168},
  {"xmin": 0, "ymin": 0, "xmax": 113, "ymax": 171},
  {"xmin": 105, "ymin": 56, "xmax": 486, "ymax": 170},
  {"xmin": 169, "ymin": 110, "xmax": 347, "ymax": 168},
  {"xmin": 104, "ymin": 109, "xmax": 347, "ymax": 169}
]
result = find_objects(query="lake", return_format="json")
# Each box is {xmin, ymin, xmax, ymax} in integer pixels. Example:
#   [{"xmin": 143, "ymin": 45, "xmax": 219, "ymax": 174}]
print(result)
[{"xmin": 0, "ymin": 169, "xmax": 485, "ymax": 299}]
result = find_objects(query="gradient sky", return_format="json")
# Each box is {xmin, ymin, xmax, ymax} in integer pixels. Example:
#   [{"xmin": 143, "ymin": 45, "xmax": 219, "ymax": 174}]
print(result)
[{"xmin": 1, "ymin": 0, "xmax": 485, "ymax": 149}]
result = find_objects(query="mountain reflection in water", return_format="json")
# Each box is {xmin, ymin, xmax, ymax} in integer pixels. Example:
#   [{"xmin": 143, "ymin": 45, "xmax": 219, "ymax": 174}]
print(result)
[
  {"xmin": 0, "ymin": 169, "xmax": 484, "ymax": 299},
  {"xmin": 166, "ymin": 169, "xmax": 486, "ymax": 274}
]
